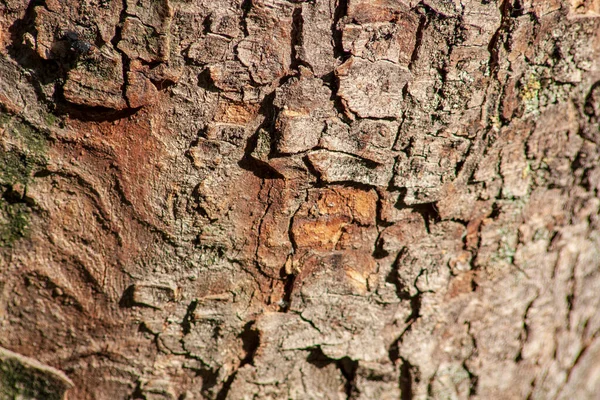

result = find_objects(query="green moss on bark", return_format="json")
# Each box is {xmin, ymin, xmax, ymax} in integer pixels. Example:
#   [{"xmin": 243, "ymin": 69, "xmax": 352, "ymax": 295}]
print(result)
[{"xmin": 0, "ymin": 113, "xmax": 49, "ymax": 246}]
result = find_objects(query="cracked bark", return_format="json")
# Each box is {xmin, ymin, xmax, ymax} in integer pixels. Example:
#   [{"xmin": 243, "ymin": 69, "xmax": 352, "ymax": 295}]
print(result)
[{"xmin": 1, "ymin": 0, "xmax": 600, "ymax": 399}]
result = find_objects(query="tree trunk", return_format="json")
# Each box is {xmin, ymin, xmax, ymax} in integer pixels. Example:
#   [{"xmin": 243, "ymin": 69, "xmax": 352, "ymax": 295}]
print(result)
[{"xmin": 1, "ymin": 0, "xmax": 600, "ymax": 398}]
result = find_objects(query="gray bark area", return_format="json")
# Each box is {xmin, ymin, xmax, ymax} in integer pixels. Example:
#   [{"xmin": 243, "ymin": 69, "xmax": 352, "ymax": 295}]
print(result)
[{"xmin": 1, "ymin": 0, "xmax": 600, "ymax": 398}]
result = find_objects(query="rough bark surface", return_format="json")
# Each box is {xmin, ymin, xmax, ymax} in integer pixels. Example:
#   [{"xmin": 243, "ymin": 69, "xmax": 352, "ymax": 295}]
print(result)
[{"xmin": 1, "ymin": 0, "xmax": 600, "ymax": 398}]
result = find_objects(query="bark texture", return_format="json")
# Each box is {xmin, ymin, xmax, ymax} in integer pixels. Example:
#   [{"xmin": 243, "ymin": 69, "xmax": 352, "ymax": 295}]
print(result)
[{"xmin": 1, "ymin": 0, "xmax": 600, "ymax": 398}]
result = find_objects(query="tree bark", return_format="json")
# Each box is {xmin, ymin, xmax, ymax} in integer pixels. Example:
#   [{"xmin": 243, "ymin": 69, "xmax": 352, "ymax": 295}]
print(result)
[{"xmin": 1, "ymin": 0, "xmax": 600, "ymax": 398}]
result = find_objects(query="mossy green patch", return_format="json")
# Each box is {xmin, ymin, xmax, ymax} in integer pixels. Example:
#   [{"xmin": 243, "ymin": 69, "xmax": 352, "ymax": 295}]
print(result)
[
  {"xmin": 44, "ymin": 112, "xmax": 58, "ymax": 127},
  {"xmin": 0, "ymin": 151, "xmax": 32, "ymax": 186},
  {"xmin": 6, "ymin": 119, "xmax": 49, "ymax": 157},
  {"xmin": 521, "ymin": 74, "xmax": 541, "ymax": 114},
  {"xmin": 0, "ymin": 357, "xmax": 65, "ymax": 400},
  {"xmin": 0, "ymin": 200, "xmax": 30, "ymax": 246},
  {"xmin": 251, "ymin": 129, "xmax": 271, "ymax": 162},
  {"xmin": 0, "ymin": 114, "xmax": 48, "ymax": 185},
  {"xmin": 0, "ymin": 114, "xmax": 49, "ymax": 247},
  {"xmin": 0, "ymin": 112, "xmax": 11, "ymax": 127}
]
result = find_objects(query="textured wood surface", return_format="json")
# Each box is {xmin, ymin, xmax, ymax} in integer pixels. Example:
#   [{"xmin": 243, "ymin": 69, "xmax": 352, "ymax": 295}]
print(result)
[{"xmin": 1, "ymin": 0, "xmax": 600, "ymax": 398}]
